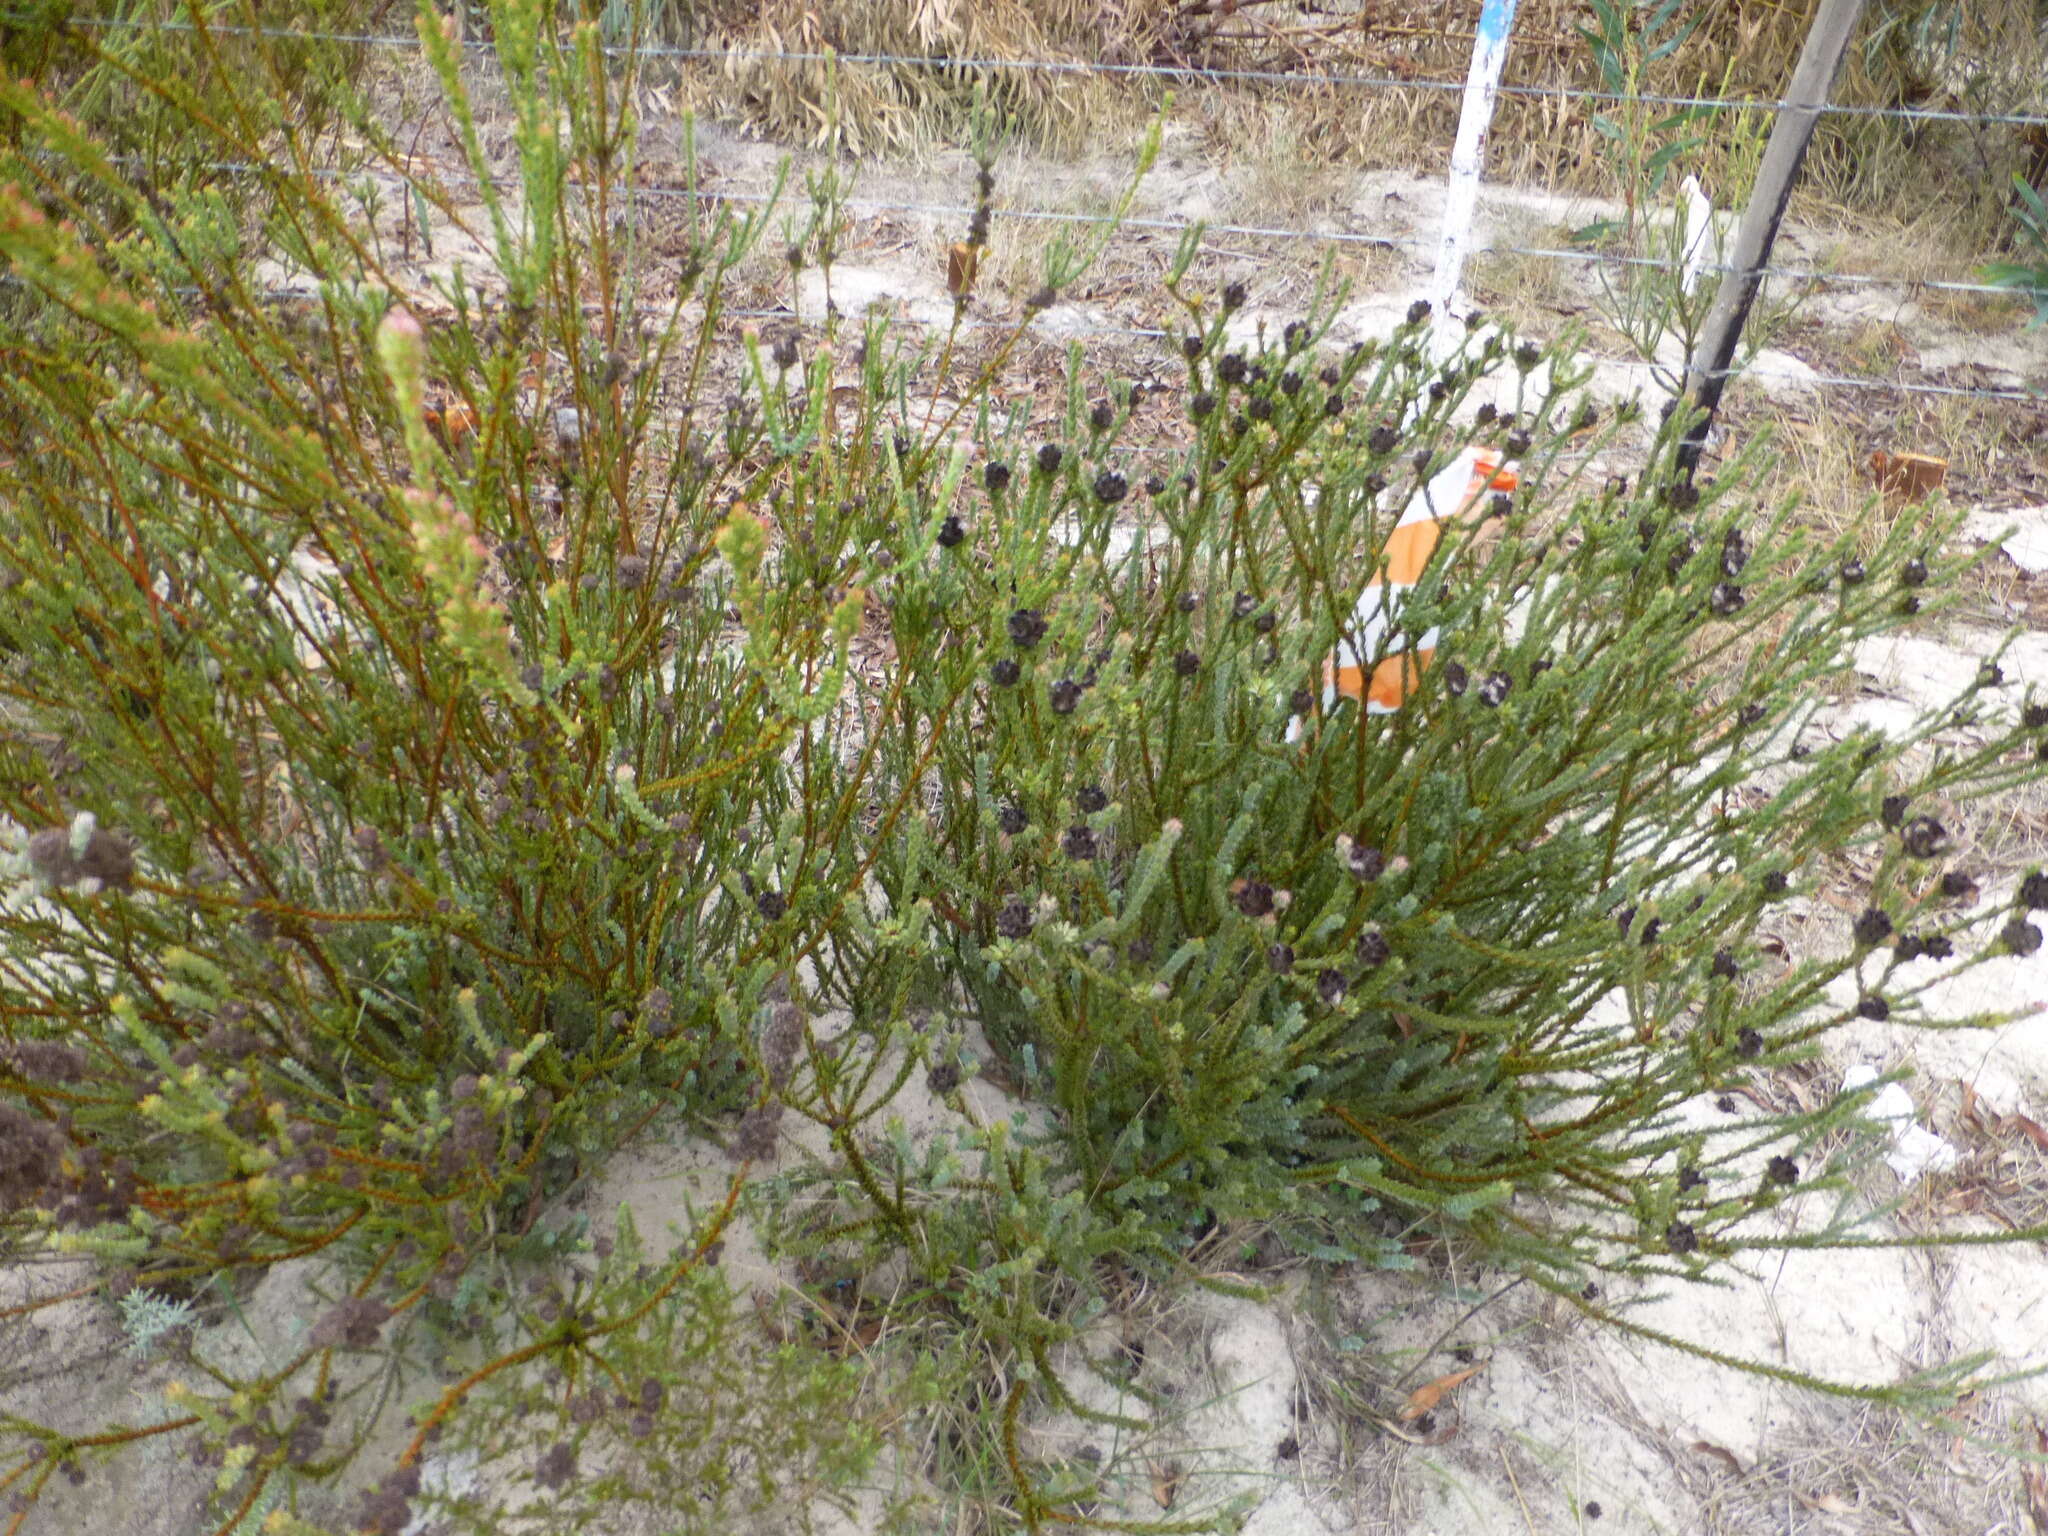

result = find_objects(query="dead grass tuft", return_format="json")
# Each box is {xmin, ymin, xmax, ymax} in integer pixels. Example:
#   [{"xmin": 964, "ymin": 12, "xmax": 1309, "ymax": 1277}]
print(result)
[
  {"xmin": 1693, "ymin": 1394, "xmax": 2036, "ymax": 1536},
  {"xmin": 1926, "ymin": 1081, "xmax": 2048, "ymax": 1242},
  {"xmin": 647, "ymin": 0, "xmax": 1165, "ymax": 156}
]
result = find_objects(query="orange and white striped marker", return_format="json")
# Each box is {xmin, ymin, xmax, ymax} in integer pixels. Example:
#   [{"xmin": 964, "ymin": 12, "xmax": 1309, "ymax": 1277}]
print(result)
[{"xmin": 1325, "ymin": 444, "xmax": 1517, "ymax": 714}]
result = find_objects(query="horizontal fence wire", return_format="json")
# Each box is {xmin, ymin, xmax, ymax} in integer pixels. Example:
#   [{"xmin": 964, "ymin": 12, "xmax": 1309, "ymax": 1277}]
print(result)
[
  {"xmin": 20, "ymin": 10, "xmax": 2048, "ymax": 129},
  {"xmin": 4, "ymin": 17, "xmax": 2040, "ymax": 404},
  {"xmin": 60, "ymin": 149, "xmax": 2041, "ymax": 302},
  {"xmin": 5, "ymin": 150, "xmax": 2039, "ymax": 403}
]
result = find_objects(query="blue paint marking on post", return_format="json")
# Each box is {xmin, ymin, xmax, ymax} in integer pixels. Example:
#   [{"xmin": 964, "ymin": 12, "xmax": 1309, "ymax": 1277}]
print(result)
[{"xmin": 1476, "ymin": 0, "xmax": 1513, "ymax": 45}]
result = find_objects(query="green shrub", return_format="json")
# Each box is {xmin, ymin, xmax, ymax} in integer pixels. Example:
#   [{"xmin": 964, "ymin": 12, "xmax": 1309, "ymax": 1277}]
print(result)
[
  {"xmin": 0, "ymin": 0, "xmax": 370, "ymax": 240},
  {"xmin": 1982, "ymin": 171, "xmax": 2048, "ymax": 326},
  {"xmin": 0, "ymin": 3, "xmax": 899, "ymax": 1529},
  {"xmin": 839, "ymin": 285, "xmax": 2048, "ymax": 1294},
  {"xmin": 2, "ymin": 3, "xmax": 2046, "ymax": 1533}
]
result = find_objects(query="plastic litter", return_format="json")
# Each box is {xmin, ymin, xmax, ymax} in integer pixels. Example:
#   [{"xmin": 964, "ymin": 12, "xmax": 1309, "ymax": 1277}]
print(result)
[{"xmin": 1841, "ymin": 1062, "xmax": 1959, "ymax": 1181}]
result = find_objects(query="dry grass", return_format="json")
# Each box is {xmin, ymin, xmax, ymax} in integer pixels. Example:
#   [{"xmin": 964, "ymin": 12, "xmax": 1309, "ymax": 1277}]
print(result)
[
  {"xmin": 623, "ymin": 0, "xmax": 2048, "ymax": 271},
  {"xmin": 1463, "ymin": 244, "xmax": 1588, "ymax": 317},
  {"xmin": 1209, "ymin": 114, "xmax": 1357, "ymax": 233},
  {"xmin": 646, "ymin": 0, "xmax": 1166, "ymax": 157},
  {"xmin": 1796, "ymin": 197, "xmax": 2011, "ymax": 288},
  {"xmin": 1692, "ymin": 1394, "xmax": 2036, "ymax": 1536},
  {"xmin": 1886, "ymin": 1050, "xmax": 2048, "ymax": 1249}
]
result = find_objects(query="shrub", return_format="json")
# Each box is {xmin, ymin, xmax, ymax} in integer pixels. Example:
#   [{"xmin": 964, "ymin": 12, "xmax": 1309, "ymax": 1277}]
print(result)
[
  {"xmin": 0, "ymin": 2, "xmax": 897, "ymax": 1529},
  {"xmin": 843, "ymin": 286, "xmax": 2048, "ymax": 1292},
  {"xmin": 0, "ymin": 0, "xmax": 369, "ymax": 239},
  {"xmin": 1982, "ymin": 171, "xmax": 2048, "ymax": 326},
  {"xmin": 1, "ymin": 3, "xmax": 2046, "ymax": 1533}
]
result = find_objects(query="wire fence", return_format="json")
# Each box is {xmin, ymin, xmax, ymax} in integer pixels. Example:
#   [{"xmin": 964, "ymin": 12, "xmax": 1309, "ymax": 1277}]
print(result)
[
  {"xmin": 82, "ymin": 148, "xmax": 2031, "ymax": 299},
  {"xmin": 30, "ymin": 147, "xmax": 2031, "ymax": 405},
  {"xmin": 4, "ymin": 10, "xmax": 2044, "ymax": 408},
  {"xmin": 27, "ymin": 11, "xmax": 2048, "ymax": 128}
]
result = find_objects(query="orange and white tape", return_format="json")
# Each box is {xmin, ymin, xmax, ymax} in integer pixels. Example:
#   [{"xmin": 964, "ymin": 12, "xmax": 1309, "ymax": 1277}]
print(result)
[{"xmin": 1324, "ymin": 444, "xmax": 1516, "ymax": 714}]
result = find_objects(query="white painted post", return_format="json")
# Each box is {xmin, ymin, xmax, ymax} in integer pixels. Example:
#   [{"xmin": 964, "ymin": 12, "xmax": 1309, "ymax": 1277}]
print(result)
[
  {"xmin": 1677, "ymin": 174, "xmax": 1715, "ymax": 296},
  {"xmin": 1432, "ymin": 0, "xmax": 1522, "ymax": 318}
]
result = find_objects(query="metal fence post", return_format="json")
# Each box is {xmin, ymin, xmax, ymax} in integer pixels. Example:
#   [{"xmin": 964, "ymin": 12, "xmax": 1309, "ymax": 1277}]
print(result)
[{"xmin": 1678, "ymin": 0, "xmax": 1871, "ymax": 476}]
